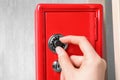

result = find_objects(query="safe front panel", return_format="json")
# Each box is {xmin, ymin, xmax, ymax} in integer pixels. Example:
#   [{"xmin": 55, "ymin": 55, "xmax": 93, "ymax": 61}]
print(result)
[{"xmin": 35, "ymin": 4, "xmax": 103, "ymax": 80}]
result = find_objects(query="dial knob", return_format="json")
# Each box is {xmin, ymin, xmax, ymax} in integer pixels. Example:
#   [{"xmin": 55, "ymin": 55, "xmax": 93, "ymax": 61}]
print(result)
[{"xmin": 48, "ymin": 34, "xmax": 68, "ymax": 53}]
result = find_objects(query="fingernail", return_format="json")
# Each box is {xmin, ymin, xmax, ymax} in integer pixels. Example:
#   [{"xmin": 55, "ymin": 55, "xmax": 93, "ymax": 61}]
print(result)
[
  {"xmin": 59, "ymin": 37, "xmax": 64, "ymax": 41},
  {"xmin": 56, "ymin": 46, "xmax": 63, "ymax": 55}
]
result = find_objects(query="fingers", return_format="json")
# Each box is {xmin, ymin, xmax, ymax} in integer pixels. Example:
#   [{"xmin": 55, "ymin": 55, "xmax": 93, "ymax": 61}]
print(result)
[
  {"xmin": 60, "ymin": 72, "xmax": 65, "ymax": 80},
  {"xmin": 56, "ymin": 46, "xmax": 74, "ymax": 76},
  {"xmin": 60, "ymin": 35, "xmax": 84, "ymax": 45},
  {"xmin": 70, "ymin": 55, "xmax": 84, "ymax": 68},
  {"xmin": 60, "ymin": 35, "xmax": 99, "ymax": 58}
]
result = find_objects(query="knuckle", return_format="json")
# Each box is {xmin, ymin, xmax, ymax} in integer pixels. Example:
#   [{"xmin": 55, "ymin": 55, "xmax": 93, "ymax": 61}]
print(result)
[
  {"xmin": 80, "ymin": 36, "xmax": 87, "ymax": 41},
  {"xmin": 101, "ymin": 59, "xmax": 107, "ymax": 68},
  {"xmin": 67, "ymin": 35, "xmax": 73, "ymax": 38},
  {"xmin": 81, "ymin": 36, "xmax": 86, "ymax": 39},
  {"xmin": 95, "ymin": 58, "xmax": 107, "ymax": 68}
]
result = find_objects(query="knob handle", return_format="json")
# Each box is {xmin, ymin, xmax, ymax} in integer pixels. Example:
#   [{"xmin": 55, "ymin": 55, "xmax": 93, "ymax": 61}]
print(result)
[{"xmin": 52, "ymin": 60, "xmax": 61, "ymax": 72}]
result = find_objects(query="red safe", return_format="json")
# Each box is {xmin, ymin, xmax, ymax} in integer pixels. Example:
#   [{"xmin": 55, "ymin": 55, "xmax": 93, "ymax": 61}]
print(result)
[{"xmin": 35, "ymin": 4, "xmax": 103, "ymax": 80}]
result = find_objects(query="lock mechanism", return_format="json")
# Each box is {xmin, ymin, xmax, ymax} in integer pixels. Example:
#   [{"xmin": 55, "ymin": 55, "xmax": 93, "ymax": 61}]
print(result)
[
  {"xmin": 52, "ymin": 60, "xmax": 61, "ymax": 72},
  {"xmin": 48, "ymin": 34, "xmax": 68, "ymax": 53}
]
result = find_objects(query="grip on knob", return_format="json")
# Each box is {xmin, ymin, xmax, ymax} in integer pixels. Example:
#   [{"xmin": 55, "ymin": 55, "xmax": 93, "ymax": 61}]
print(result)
[{"xmin": 48, "ymin": 34, "xmax": 68, "ymax": 53}]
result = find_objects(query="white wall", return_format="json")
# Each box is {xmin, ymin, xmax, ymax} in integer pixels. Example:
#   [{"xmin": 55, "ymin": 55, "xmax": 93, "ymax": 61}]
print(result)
[
  {"xmin": 0, "ymin": 0, "xmax": 114, "ymax": 80},
  {"xmin": 112, "ymin": 0, "xmax": 120, "ymax": 80}
]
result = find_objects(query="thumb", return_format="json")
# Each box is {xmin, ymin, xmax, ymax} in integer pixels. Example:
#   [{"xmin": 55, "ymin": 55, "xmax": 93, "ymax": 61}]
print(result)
[
  {"xmin": 60, "ymin": 71, "xmax": 65, "ymax": 80},
  {"xmin": 56, "ymin": 46, "xmax": 74, "ymax": 76}
]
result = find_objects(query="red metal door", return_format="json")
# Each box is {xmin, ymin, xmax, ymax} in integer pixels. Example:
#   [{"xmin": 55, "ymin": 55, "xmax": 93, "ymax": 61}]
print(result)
[{"xmin": 35, "ymin": 4, "xmax": 103, "ymax": 80}]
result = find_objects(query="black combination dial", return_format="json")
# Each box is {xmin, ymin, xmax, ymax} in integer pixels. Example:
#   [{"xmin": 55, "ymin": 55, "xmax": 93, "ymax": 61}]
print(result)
[{"xmin": 48, "ymin": 34, "xmax": 68, "ymax": 53}]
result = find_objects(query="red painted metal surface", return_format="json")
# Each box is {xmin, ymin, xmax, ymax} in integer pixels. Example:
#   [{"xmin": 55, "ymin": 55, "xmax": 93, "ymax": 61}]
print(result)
[{"xmin": 35, "ymin": 4, "xmax": 103, "ymax": 80}]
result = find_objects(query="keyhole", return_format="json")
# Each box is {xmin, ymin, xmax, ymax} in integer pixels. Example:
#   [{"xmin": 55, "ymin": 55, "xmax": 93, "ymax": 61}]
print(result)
[{"xmin": 52, "ymin": 60, "xmax": 61, "ymax": 72}]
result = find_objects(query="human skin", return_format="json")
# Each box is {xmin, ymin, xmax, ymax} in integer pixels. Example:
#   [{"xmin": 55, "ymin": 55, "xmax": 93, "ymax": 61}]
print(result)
[{"xmin": 55, "ymin": 36, "xmax": 107, "ymax": 80}]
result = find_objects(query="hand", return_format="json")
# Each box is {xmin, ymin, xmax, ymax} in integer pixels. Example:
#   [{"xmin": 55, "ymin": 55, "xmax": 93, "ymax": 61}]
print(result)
[{"xmin": 55, "ymin": 36, "xmax": 107, "ymax": 80}]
